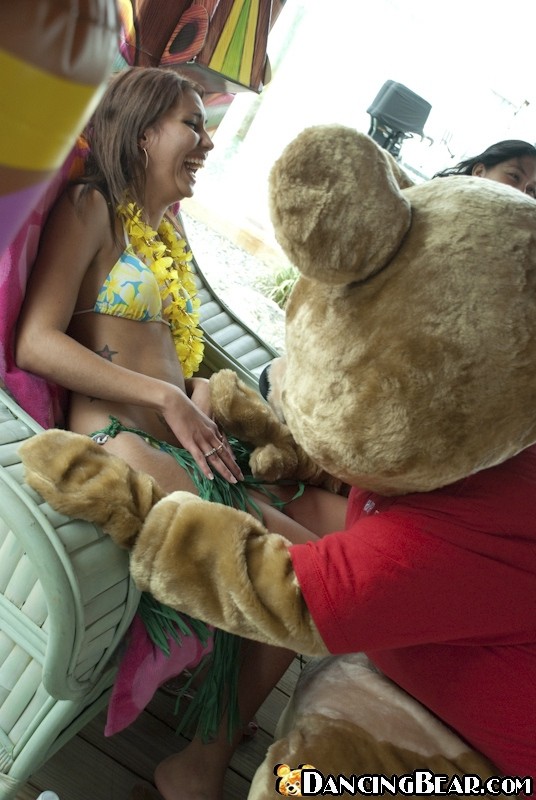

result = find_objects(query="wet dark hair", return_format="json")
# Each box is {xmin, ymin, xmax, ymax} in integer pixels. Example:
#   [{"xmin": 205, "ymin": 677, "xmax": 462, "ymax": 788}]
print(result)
[
  {"xmin": 433, "ymin": 139, "xmax": 536, "ymax": 178},
  {"xmin": 78, "ymin": 67, "xmax": 205, "ymax": 212}
]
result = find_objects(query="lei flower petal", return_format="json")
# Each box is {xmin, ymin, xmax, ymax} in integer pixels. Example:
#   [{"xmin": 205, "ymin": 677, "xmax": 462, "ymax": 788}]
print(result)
[{"xmin": 116, "ymin": 201, "xmax": 205, "ymax": 377}]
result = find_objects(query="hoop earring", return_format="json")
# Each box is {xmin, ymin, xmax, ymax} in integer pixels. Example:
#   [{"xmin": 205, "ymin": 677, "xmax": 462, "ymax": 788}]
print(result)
[{"xmin": 141, "ymin": 147, "xmax": 148, "ymax": 169}]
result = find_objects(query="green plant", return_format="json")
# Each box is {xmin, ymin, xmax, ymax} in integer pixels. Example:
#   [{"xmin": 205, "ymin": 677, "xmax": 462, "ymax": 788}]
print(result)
[{"xmin": 258, "ymin": 263, "xmax": 299, "ymax": 309}]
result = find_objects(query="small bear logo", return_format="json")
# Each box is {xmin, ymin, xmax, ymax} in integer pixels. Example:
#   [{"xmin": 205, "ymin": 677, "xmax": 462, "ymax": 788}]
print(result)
[{"xmin": 274, "ymin": 763, "xmax": 316, "ymax": 796}]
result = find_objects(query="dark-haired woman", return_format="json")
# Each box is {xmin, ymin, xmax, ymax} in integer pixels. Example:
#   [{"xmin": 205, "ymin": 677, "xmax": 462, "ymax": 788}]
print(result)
[{"xmin": 433, "ymin": 138, "xmax": 536, "ymax": 196}]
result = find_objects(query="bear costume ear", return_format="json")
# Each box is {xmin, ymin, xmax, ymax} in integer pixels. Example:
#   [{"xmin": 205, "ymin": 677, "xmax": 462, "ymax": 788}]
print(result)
[
  {"xmin": 269, "ymin": 126, "xmax": 413, "ymax": 286},
  {"xmin": 274, "ymin": 764, "xmax": 291, "ymax": 777}
]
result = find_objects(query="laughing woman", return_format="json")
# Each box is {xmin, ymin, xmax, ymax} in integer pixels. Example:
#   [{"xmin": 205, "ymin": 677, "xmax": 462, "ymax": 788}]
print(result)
[
  {"xmin": 15, "ymin": 67, "xmax": 243, "ymax": 490},
  {"xmin": 15, "ymin": 66, "xmax": 348, "ymax": 799},
  {"xmin": 15, "ymin": 66, "xmax": 340, "ymax": 534}
]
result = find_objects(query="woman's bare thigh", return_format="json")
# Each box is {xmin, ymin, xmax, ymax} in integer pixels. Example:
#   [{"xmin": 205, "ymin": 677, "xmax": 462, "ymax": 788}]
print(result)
[
  {"xmin": 98, "ymin": 432, "xmax": 321, "ymax": 544},
  {"xmin": 253, "ymin": 484, "xmax": 348, "ymax": 538},
  {"xmin": 285, "ymin": 486, "xmax": 348, "ymax": 536},
  {"xmin": 252, "ymin": 494, "xmax": 320, "ymax": 544},
  {"xmin": 98, "ymin": 431, "xmax": 198, "ymax": 494}
]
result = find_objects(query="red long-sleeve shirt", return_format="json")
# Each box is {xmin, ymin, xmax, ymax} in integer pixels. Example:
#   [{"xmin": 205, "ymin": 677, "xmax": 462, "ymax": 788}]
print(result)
[{"xmin": 290, "ymin": 445, "xmax": 536, "ymax": 776}]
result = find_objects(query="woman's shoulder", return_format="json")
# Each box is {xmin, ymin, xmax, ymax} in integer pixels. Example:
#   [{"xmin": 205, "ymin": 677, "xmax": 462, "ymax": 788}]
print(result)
[
  {"xmin": 64, "ymin": 183, "xmax": 111, "ymax": 220},
  {"xmin": 36, "ymin": 185, "xmax": 115, "ymax": 261}
]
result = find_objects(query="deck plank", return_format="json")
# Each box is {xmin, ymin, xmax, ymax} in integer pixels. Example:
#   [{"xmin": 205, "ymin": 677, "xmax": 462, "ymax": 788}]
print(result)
[{"xmin": 25, "ymin": 735, "xmax": 154, "ymax": 800}]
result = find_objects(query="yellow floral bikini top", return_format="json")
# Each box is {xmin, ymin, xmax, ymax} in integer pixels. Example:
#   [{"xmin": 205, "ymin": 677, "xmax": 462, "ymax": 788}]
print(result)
[
  {"xmin": 87, "ymin": 240, "xmax": 166, "ymax": 323},
  {"xmin": 75, "ymin": 243, "xmax": 165, "ymax": 322},
  {"xmin": 74, "ymin": 202, "xmax": 204, "ymax": 377}
]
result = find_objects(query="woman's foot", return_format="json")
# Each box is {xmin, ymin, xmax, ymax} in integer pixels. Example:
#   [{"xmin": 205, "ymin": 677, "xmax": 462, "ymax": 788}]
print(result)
[{"xmin": 154, "ymin": 745, "xmax": 227, "ymax": 800}]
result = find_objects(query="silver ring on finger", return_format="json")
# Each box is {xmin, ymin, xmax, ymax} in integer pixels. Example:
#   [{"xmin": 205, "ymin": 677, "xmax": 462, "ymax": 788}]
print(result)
[{"xmin": 204, "ymin": 447, "xmax": 217, "ymax": 458}]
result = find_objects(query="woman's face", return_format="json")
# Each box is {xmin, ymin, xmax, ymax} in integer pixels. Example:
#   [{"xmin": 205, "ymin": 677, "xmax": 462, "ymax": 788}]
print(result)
[
  {"xmin": 142, "ymin": 88, "xmax": 214, "ymax": 206},
  {"xmin": 472, "ymin": 155, "xmax": 536, "ymax": 198}
]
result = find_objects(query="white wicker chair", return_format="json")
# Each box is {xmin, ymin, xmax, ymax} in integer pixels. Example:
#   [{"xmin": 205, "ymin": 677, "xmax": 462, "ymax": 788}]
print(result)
[{"xmin": 0, "ymin": 386, "xmax": 140, "ymax": 800}]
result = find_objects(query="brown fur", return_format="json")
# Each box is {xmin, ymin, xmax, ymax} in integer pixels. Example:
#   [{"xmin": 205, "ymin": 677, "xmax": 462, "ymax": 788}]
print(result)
[
  {"xmin": 268, "ymin": 127, "xmax": 536, "ymax": 494},
  {"xmin": 209, "ymin": 368, "xmax": 342, "ymax": 492},
  {"xmin": 250, "ymin": 655, "xmax": 498, "ymax": 800},
  {"xmin": 18, "ymin": 429, "xmax": 165, "ymax": 548},
  {"xmin": 19, "ymin": 430, "xmax": 327, "ymax": 656}
]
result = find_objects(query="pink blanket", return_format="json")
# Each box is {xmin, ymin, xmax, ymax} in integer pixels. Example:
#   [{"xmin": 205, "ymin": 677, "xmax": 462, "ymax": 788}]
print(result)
[
  {"xmin": 105, "ymin": 614, "xmax": 213, "ymax": 736},
  {"xmin": 0, "ymin": 146, "xmax": 84, "ymax": 426}
]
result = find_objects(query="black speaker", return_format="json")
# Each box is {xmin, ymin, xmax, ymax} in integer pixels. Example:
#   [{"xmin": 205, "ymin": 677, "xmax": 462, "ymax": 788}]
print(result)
[{"xmin": 367, "ymin": 80, "xmax": 431, "ymax": 158}]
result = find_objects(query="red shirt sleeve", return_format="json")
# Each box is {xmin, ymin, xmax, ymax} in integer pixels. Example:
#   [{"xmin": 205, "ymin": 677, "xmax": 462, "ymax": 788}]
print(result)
[{"xmin": 289, "ymin": 510, "xmax": 536, "ymax": 654}]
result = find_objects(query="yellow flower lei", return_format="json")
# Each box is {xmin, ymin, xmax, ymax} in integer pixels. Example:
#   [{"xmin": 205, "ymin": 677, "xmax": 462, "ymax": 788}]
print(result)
[{"xmin": 117, "ymin": 201, "xmax": 204, "ymax": 377}]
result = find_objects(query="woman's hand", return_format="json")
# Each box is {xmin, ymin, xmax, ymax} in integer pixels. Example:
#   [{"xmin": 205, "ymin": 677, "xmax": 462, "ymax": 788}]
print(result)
[{"xmin": 163, "ymin": 384, "xmax": 243, "ymax": 483}]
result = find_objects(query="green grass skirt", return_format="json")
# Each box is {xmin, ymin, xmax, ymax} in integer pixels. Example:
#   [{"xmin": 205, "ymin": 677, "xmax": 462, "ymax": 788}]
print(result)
[{"xmin": 92, "ymin": 415, "xmax": 304, "ymax": 741}]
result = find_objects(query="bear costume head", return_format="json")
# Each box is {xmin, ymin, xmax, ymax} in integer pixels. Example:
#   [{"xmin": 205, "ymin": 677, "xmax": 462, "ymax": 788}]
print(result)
[{"xmin": 266, "ymin": 126, "xmax": 536, "ymax": 494}]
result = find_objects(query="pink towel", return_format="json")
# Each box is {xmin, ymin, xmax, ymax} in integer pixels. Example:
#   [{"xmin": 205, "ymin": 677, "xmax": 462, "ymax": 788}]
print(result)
[
  {"xmin": 0, "ymin": 144, "xmax": 86, "ymax": 427},
  {"xmin": 0, "ymin": 141, "xmax": 180, "ymax": 427},
  {"xmin": 105, "ymin": 613, "xmax": 213, "ymax": 736}
]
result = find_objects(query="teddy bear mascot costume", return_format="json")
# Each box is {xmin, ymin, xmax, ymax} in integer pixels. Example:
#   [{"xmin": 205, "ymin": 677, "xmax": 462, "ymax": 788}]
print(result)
[{"xmin": 19, "ymin": 127, "xmax": 536, "ymax": 793}]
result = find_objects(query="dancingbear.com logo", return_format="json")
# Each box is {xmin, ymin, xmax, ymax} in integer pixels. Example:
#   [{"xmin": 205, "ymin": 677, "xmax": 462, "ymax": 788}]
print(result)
[
  {"xmin": 274, "ymin": 764, "xmax": 316, "ymax": 796},
  {"xmin": 273, "ymin": 766, "xmax": 533, "ymax": 796}
]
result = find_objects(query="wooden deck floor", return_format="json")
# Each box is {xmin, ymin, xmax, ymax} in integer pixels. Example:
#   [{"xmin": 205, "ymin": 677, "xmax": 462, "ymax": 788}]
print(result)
[{"xmin": 16, "ymin": 660, "xmax": 302, "ymax": 800}]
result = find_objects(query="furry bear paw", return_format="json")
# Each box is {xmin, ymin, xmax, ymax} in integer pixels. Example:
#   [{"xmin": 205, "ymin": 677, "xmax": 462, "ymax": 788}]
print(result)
[{"xmin": 19, "ymin": 429, "xmax": 165, "ymax": 548}]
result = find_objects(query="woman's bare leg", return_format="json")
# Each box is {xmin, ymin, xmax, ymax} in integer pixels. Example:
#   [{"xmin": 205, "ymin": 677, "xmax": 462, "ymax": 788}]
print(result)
[
  {"xmin": 255, "ymin": 483, "xmax": 348, "ymax": 538},
  {"xmin": 101, "ymin": 432, "xmax": 343, "ymax": 541},
  {"xmin": 101, "ymin": 433, "xmax": 339, "ymax": 798},
  {"xmin": 154, "ymin": 642, "xmax": 296, "ymax": 800},
  {"xmin": 153, "ymin": 491, "xmax": 316, "ymax": 799},
  {"xmin": 97, "ymin": 432, "xmax": 199, "ymax": 493}
]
